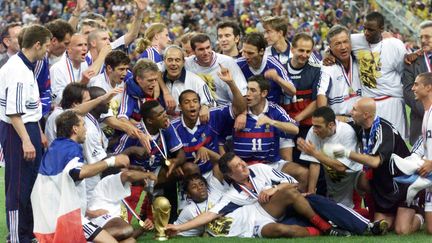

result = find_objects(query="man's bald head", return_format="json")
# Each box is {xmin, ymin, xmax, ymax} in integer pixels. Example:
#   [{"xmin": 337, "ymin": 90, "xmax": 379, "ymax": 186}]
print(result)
[
  {"xmin": 67, "ymin": 34, "xmax": 88, "ymax": 64},
  {"xmin": 351, "ymin": 97, "xmax": 376, "ymax": 128},
  {"xmin": 357, "ymin": 97, "xmax": 376, "ymax": 116}
]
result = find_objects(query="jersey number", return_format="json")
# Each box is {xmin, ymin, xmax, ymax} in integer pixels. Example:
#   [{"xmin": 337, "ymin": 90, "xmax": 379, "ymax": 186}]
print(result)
[{"xmin": 251, "ymin": 138, "xmax": 262, "ymax": 151}]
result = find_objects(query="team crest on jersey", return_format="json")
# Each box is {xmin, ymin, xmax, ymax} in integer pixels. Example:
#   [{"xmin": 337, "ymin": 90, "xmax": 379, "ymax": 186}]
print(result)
[
  {"xmin": 336, "ymin": 75, "xmax": 344, "ymax": 82},
  {"xmin": 91, "ymin": 149, "xmax": 101, "ymax": 158},
  {"xmin": 207, "ymin": 216, "xmax": 233, "ymax": 236},
  {"xmin": 265, "ymin": 124, "xmax": 270, "ymax": 132}
]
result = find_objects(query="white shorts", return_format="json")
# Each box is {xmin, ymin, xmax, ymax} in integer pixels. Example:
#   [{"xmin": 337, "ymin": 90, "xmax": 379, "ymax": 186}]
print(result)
[
  {"xmin": 266, "ymin": 160, "xmax": 289, "ymax": 171},
  {"xmin": 207, "ymin": 203, "xmax": 275, "ymax": 238},
  {"xmin": 82, "ymin": 221, "xmax": 102, "ymax": 241},
  {"xmin": 375, "ymin": 97, "xmax": 407, "ymax": 140},
  {"xmin": 280, "ymin": 137, "xmax": 295, "ymax": 149},
  {"xmin": 90, "ymin": 213, "xmax": 117, "ymax": 228}
]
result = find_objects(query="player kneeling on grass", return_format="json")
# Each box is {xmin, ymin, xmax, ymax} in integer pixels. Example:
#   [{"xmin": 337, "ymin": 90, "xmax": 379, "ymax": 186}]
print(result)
[
  {"xmin": 31, "ymin": 110, "xmax": 132, "ymax": 243},
  {"xmin": 87, "ymin": 165, "xmax": 157, "ymax": 240}
]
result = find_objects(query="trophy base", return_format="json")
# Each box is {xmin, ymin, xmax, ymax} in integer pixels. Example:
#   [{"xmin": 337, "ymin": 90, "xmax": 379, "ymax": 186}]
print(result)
[{"xmin": 154, "ymin": 236, "xmax": 169, "ymax": 241}]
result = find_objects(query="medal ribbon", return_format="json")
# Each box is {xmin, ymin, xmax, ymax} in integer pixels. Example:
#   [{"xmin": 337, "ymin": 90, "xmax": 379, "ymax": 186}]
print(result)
[
  {"xmin": 238, "ymin": 176, "xmax": 259, "ymax": 199},
  {"xmin": 362, "ymin": 116, "xmax": 381, "ymax": 154},
  {"xmin": 339, "ymin": 56, "xmax": 353, "ymax": 87},
  {"xmin": 424, "ymin": 54, "xmax": 432, "ymax": 72},
  {"xmin": 66, "ymin": 54, "xmax": 81, "ymax": 83}
]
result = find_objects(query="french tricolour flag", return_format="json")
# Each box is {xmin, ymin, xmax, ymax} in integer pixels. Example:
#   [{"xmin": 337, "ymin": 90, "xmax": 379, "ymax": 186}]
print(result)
[{"xmin": 31, "ymin": 155, "xmax": 86, "ymax": 243}]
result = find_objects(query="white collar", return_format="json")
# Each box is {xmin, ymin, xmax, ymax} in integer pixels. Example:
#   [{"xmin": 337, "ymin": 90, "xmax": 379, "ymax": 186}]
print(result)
[
  {"xmin": 247, "ymin": 99, "xmax": 269, "ymax": 120},
  {"xmin": 181, "ymin": 114, "xmax": 200, "ymax": 134}
]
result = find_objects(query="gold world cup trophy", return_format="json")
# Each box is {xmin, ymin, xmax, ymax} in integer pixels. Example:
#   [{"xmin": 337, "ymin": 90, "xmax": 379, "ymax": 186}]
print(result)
[{"xmin": 152, "ymin": 196, "xmax": 171, "ymax": 241}]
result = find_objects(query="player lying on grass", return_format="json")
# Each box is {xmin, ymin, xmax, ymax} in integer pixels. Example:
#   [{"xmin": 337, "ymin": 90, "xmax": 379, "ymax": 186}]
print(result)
[{"xmin": 167, "ymin": 153, "xmax": 388, "ymax": 238}]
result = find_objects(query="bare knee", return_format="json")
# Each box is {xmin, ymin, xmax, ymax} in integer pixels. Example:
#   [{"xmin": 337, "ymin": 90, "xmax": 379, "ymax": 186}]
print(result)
[
  {"xmin": 426, "ymin": 225, "xmax": 432, "ymax": 235},
  {"xmin": 120, "ymin": 237, "xmax": 136, "ymax": 243},
  {"xmin": 394, "ymin": 221, "xmax": 415, "ymax": 235},
  {"xmin": 394, "ymin": 225, "xmax": 410, "ymax": 235},
  {"xmin": 105, "ymin": 219, "xmax": 134, "ymax": 240},
  {"xmin": 278, "ymin": 183, "xmax": 301, "ymax": 201}
]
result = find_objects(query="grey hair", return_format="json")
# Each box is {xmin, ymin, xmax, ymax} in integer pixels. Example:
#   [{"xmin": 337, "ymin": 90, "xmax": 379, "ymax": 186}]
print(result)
[
  {"xmin": 326, "ymin": 24, "xmax": 350, "ymax": 44},
  {"xmin": 163, "ymin": 45, "xmax": 185, "ymax": 60},
  {"xmin": 420, "ymin": 21, "xmax": 432, "ymax": 30}
]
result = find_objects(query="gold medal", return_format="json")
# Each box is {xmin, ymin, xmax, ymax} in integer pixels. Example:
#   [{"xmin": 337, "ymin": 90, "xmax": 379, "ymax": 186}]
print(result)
[{"xmin": 165, "ymin": 159, "xmax": 171, "ymax": 166}]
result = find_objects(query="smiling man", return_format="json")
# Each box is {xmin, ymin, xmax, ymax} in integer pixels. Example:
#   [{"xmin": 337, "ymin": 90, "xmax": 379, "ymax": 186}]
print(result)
[
  {"xmin": 114, "ymin": 100, "xmax": 185, "ymax": 223},
  {"xmin": 297, "ymin": 106, "xmax": 362, "ymax": 208},
  {"xmin": 402, "ymin": 20, "xmax": 432, "ymax": 144},
  {"xmin": 237, "ymin": 32, "xmax": 296, "ymax": 104},
  {"xmin": 217, "ymin": 21, "xmax": 241, "ymax": 59},
  {"xmin": 317, "ymin": 25, "xmax": 362, "ymax": 121},
  {"xmin": 185, "ymin": 33, "xmax": 247, "ymax": 106},
  {"xmin": 162, "ymin": 45, "xmax": 214, "ymax": 116}
]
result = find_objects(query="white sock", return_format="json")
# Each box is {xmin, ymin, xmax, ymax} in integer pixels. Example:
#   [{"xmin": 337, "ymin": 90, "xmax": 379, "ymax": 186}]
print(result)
[{"xmin": 415, "ymin": 213, "xmax": 424, "ymax": 228}]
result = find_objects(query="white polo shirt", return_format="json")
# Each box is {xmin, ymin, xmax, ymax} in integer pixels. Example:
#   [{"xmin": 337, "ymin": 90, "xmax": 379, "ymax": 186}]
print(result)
[
  {"xmin": 185, "ymin": 52, "xmax": 247, "ymax": 106},
  {"xmin": 83, "ymin": 113, "xmax": 108, "ymax": 202},
  {"xmin": 163, "ymin": 68, "xmax": 214, "ymax": 113},
  {"xmin": 50, "ymin": 53, "xmax": 89, "ymax": 105},
  {"xmin": 45, "ymin": 107, "xmax": 64, "ymax": 145},
  {"xmin": 0, "ymin": 54, "xmax": 41, "ymax": 123},
  {"xmin": 318, "ymin": 57, "xmax": 361, "ymax": 116}
]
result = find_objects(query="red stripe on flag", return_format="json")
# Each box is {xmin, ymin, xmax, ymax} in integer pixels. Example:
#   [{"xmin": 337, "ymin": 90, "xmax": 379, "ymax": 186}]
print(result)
[
  {"xmin": 35, "ymin": 209, "xmax": 86, "ymax": 243},
  {"xmin": 234, "ymin": 131, "xmax": 274, "ymax": 138}
]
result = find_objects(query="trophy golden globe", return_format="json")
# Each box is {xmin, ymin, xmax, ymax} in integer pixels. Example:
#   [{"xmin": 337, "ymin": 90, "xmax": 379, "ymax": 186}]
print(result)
[{"xmin": 152, "ymin": 196, "xmax": 171, "ymax": 241}]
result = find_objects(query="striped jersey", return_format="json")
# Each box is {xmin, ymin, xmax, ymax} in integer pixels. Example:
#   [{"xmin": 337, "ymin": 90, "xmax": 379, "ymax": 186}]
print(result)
[
  {"xmin": 237, "ymin": 54, "xmax": 292, "ymax": 104},
  {"xmin": 233, "ymin": 100, "xmax": 297, "ymax": 163},
  {"xmin": 113, "ymin": 122, "xmax": 182, "ymax": 171},
  {"xmin": 318, "ymin": 57, "xmax": 361, "ymax": 116},
  {"xmin": 282, "ymin": 60, "xmax": 321, "ymax": 126},
  {"xmin": 171, "ymin": 105, "xmax": 235, "ymax": 174},
  {"xmin": 210, "ymin": 163, "xmax": 297, "ymax": 214},
  {"xmin": 264, "ymin": 44, "xmax": 321, "ymax": 66}
]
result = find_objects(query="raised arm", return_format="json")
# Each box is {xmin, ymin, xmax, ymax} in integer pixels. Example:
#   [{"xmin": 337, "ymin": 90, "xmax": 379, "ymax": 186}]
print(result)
[
  {"xmin": 68, "ymin": 0, "xmax": 87, "ymax": 31},
  {"xmin": 123, "ymin": 0, "xmax": 147, "ymax": 45},
  {"xmin": 73, "ymin": 87, "xmax": 123, "ymax": 115},
  {"xmin": 217, "ymin": 64, "xmax": 246, "ymax": 117}
]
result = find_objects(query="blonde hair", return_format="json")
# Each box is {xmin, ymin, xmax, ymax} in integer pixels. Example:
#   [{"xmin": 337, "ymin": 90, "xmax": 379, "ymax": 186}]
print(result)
[{"xmin": 135, "ymin": 23, "xmax": 167, "ymax": 54}]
